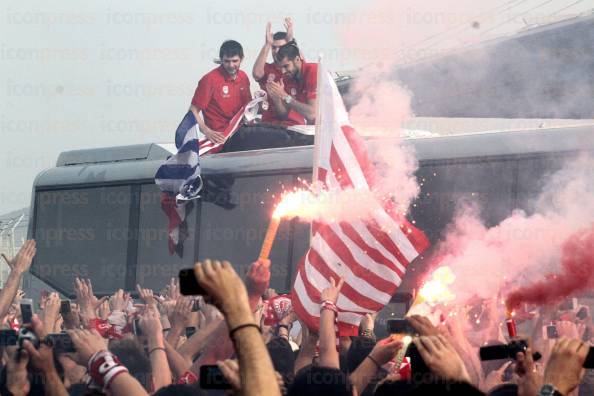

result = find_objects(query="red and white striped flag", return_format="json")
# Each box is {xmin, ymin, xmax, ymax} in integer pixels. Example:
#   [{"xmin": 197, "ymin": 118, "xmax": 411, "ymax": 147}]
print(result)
[
  {"xmin": 291, "ymin": 64, "xmax": 430, "ymax": 336},
  {"xmin": 198, "ymin": 91, "xmax": 266, "ymax": 156}
]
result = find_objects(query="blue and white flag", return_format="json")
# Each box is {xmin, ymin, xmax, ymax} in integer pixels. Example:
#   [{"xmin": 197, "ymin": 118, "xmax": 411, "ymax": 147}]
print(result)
[{"xmin": 155, "ymin": 111, "xmax": 203, "ymax": 202}]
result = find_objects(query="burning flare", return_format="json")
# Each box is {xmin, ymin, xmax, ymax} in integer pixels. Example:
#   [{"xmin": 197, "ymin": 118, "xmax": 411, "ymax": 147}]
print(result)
[
  {"xmin": 417, "ymin": 266, "xmax": 456, "ymax": 306},
  {"xmin": 273, "ymin": 189, "xmax": 315, "ymax": 219},
  {"xmin": 260, "ymin": 188, "xmax": 314, "ymax": 260}
]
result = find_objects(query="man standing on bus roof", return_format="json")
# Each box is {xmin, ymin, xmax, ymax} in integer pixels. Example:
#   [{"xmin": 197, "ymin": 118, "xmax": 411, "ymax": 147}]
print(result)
[
  {"xmin": 190, "ymin": 40, "xmax": 252, "ymax": 145},
  {"xmin": 266, "ymin": 43, "xmax": 317, "ymax": 125},
  {"xmin": 252, "ymin": 18, "xmax": 306, "ymax": 126}
]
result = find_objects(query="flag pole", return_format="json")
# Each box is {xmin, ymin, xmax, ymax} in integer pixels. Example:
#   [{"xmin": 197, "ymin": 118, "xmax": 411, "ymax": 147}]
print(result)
[{"xmin": 310, "ymin": 54, "xmax": 324, "ymax": 244}]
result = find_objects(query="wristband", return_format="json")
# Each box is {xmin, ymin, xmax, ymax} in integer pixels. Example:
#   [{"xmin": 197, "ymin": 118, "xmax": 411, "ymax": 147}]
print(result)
[
  {"xmin": 177, "ymin": 370, "xmax": 198, "ymax": 384},
  {"xmin": 321, "ymin": 300, "xmax": 338, "ymax": 315},
  {"xmin": 88, "ymin": 350, "xmax": 129, "ymax": 390},
  {"xmin": 366, "ymin": 354, "xmax": 381, "ymax": 369},
  {"xmin": 229, "ymin": 323, "xmax": 261, "ymax": 339},
  {"xmin": 149, "ymin": 347, "xmax": 166, "ymax": 355}
]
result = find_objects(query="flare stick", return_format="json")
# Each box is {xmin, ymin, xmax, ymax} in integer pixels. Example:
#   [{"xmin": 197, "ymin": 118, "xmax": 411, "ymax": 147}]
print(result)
[{"xmin": 259, "ymin": 216, "xmax": 281, "ymax": 259}]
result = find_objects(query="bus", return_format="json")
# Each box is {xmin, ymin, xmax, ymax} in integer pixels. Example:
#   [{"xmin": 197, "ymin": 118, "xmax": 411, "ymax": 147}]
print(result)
[{"xmin": 27, "ymin": 127, "xmax": 594, "ymax": 298}]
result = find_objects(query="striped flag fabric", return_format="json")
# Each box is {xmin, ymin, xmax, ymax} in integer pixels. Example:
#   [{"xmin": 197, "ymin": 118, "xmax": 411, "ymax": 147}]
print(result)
[
  {"xmin": 198, "ymin": 90, "xmax": 267, "ymax": 156},
  {"xmin": 154, "ymin": 91, "xmax": 266, "ymax": 256},
  {"xmin": 291, "ymin": 64, "xmax": 430, "ymax": 336}
]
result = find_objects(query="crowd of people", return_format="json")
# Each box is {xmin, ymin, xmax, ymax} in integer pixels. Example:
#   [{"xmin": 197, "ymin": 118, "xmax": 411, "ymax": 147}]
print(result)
[
  {"xmin": 189, "ymin": 17, "xmax": 317, "ymax": 146},
  {"xmin": 0, "ymin": 239, "xmax": 592, "ymax": 396}
]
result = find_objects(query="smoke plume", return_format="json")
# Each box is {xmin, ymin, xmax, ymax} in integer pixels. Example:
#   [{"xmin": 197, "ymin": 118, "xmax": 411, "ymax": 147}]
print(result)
[
  {"xmin": 506, "ymin": 224, "xmax": 594, "ymax": 311},
  {"xmin": 433, "ymin": 155, "xmax": 594, "ymax": 306}
]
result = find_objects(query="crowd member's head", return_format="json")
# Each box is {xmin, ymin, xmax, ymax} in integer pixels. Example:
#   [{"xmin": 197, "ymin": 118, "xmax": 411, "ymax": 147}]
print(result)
[
  {"xmin": 288, "ymin": 366, "xmax": 354, "ymax": 396},
  {"xmin": 271, "ymin": 32, "xmax": 296, "ymax": 62},
  {"xmin": 218, "ymin": 40, "xmax": 244, "ymax": 77},
  {"xmin": 276, "ymin": 43, "xmax": 304, "ymax": 79}
]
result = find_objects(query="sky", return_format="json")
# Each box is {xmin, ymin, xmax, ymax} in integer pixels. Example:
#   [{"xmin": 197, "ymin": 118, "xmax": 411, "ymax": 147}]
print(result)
[{"xmin": 0, "ymin": 0, "xmax": 593, "ymax": 215}]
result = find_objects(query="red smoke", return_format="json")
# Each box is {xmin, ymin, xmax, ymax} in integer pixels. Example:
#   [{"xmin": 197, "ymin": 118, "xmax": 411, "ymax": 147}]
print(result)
[{"xmin": 506, "ymin": 223, "xmax": 594, "ymax": 312}]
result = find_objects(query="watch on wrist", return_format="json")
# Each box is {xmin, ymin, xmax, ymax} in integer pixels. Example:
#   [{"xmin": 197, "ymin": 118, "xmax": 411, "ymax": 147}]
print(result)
[
  {"xmin": 538, "ymin": 384, "xmax": 563, "ymax": 396},
  {"xmin": 284, "ymin": 95, "xmax": 293, "ymax": 104}
]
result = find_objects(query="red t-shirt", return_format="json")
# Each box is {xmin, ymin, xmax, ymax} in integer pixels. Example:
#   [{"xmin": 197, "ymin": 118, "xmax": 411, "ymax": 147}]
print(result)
[
  {"xmin": 257, "ymin": 63, "xmax": 305, "ymax": 126},
  {"xmin": 294, "ymin": 61, "xmax": 318, "ymax": 104},
  {"xmin": 191, "ymin": 66, "xmax": 251, "ymax": 132}
]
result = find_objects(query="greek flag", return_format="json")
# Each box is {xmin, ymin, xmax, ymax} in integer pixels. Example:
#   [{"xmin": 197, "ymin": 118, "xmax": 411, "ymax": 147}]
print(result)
[{"xmin": 155, "ymin": 111, "xmax": 203, "ymax": 202}]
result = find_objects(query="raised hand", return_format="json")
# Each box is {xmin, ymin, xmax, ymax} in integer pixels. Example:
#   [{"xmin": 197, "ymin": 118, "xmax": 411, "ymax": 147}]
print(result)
[
  {"xmin": 75, "ymin": 278, "xmax": 106, "ymax": 321},
  {"xmin": 1, "ymin": 240, "xmax": 36, "ymax": 274},
  {"xmin": 556, "ymin": 320, "xmax": 582, "ymax": 339},
  {"xmin": 139, "ymin": 308, "xmax": 164, "ymax": 342},
  {"xmin": 514, "ymin": 343, "xmax": 543, "ymax": 396},
  {"xmin": 169, "ymin": 296, "xmax": 192, "ymax": 331},
  {"xmin": 98, "ymin": 299, "xmax": 111, "ymax": 320},
  {"xmin": 21, "ymin": 316, "xmax": 56, "ymax": 374},
  {"xmin": 543, "ymin": 337, "xmax": 589, "ymax": 396},
  {"xmin": 245, "ymin": 258, "xmax": 271, "ymax": 297},
  {"xmin": 193, "ymin": 259, "xmax": 252, "ymax": 327},
  {"xmin": 67, "ymin": 328, "xmax": 108, "ymax": 366},
  {"xmin": 165, "ymin": 277, "xmax": 181, "ymax": 302},
  {"xmin": 109, "ymin": 289, "xmax": 128, "ymax": 311},
  {"xmin": 320, "ymin": 277, "xmax": 344, "ymax": 305},
  {"xmin": 40, "ymin": 292, "xmax": 61, "ymax": 332},
  {"xmin": 265, "ymin": 21, "xmax": 273, "ymax": 45},
  {"xmin": 136, "ymin": 284, "xmax": 156, "ymax": 310},
  {"xmin": 369, "ymin": 336, "xmax": 402, "ymax": 366},
  {"xmin": 284, "ymin": 17, "xmax": 294, "ymax": 42},
  {"xmin": 413, "ymin": 334, "xmax": 471, "ymax": 383},
  {"xmin": 408, "ymin": 314, "xmax": 441, "ymax": 337}
]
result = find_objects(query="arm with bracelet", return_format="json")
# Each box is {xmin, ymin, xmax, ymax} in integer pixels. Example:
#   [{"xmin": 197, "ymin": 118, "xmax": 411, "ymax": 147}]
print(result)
[
  {"xmin": 193, "ymin": 259, "xmax": 280, "ymax": 396},
  {"xmin": 349, "ymin": 337, "xmax": 402, "ymax": 394},
  {"xmin": 68, "ymin": 328, "xmax": 148, "ymax": 396},
  {"xmin": 139, "ymin": 308, "xmax": 172, "ymax": 390},
  {"xmin": 318, "ymin": 277, "xmax": 344, "ymax": 369}
]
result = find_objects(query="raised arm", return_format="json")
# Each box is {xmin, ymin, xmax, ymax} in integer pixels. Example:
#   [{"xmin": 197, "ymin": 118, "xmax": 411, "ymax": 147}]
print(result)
[
  {"xmin": 194, "ymin": 259, "xmax": 281, "ymax": 396},
  {"xmin": 318, "ymin": 277, "xmax": 344, "ymax": 369},
  {"xmin": 68, "ymin": 328, "xmax": 148, "ymax": 396},
  {"xmin": 253, "ymin": 22, "xmax": 273, "ymax": 81},
  {"xmin": 21, "ymin": 316, "xmax": 68, "ymax": 396},
  {"xmin": 349, "ymin": 337, "xmax": 401, "ymax": 394},
  {"xmin": 0, "ymin": 240, "xmax": 35, "ymax": 320},
  {"xmin": 139, "ymin": 308, "xmax": 172, "ymax": 390}
]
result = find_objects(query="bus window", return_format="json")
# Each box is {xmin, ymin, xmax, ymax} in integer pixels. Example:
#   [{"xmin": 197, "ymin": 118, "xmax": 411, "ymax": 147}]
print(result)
[
  {"xmin": 197, "ymin": 174, "xmax": 295, "ymax": 292},
  {"xmin": 135, "ymin": 184, "xmax": 196, "ymax": 290},
  {"xmin": 32, "ymin": 186, "xmax": 131, "ymax": 296}
]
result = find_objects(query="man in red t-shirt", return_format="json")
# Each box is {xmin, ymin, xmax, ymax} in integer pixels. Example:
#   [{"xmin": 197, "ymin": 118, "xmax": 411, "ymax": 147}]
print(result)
[
  {"xmin": 252, "ymin": 18, "xmax": 305, "ymax": 126},
  {"xmin": 190, "ymin": 40, "xmax": 252, "ymax": 144},
  {"xmin": 266, "ymin": 43, "xmax": 317, "ymax": 125}
]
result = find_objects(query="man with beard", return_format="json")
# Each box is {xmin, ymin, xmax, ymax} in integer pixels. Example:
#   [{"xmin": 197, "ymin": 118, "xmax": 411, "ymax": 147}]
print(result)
[
  {"xmin": 266, "ymin": 42, "xmax": 317, "ymax": 125},
  {"xmin": 190, "ymin": 40, "xmax": 252, "ymax": 145},
  {"xmin": 252, "ymin": 18, "xmax": 306, "ymax": 126}
]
